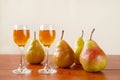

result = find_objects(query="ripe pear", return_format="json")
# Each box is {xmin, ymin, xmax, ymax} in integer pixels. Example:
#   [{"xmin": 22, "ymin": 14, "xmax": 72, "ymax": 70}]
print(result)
[
  {"xmin": 25, "ymin": 32, "xmax": 45, "ymax": 64},
  {"xmin": 74, "ymin": 30, "xmax": 84, "ymax": 65},
  {"xmin": 80, "ymin": 28, "xmax": 107, "ymax": 72},
  {"xmin": 52, "ymin": 30, "xmax": 74, "ymax": 68}
]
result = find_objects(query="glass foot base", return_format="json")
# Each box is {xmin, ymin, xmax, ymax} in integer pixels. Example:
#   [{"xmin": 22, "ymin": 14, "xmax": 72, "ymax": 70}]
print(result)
[
  {"xmin": 12, "ymin": 67, "xmax": 31, "ymax": 74},
  {"xmin": 38, "ymin": 68, "xmax": 57, "ymax": 74}
]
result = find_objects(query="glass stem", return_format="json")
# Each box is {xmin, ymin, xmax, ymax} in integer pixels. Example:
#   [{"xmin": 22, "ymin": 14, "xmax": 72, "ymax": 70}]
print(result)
[
  {"xmin": 45, "ymin": 46, "xmax": 50, "ymax": 69},
  {"xmin": 19, "ymin": 46, "xmax": 24, "ymax": 68}
]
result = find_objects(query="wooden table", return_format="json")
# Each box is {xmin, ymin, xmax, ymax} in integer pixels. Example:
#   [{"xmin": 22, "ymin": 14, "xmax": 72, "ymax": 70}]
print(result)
[{"xmin": 0, "ymin": 55, "xmax": 120, "ymax": 80}]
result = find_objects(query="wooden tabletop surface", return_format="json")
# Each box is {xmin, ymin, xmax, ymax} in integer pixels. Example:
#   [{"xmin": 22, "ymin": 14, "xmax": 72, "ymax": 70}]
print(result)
[{"xmin": 0, "ymin": 54, "xmax": 120, "ymax": 80}]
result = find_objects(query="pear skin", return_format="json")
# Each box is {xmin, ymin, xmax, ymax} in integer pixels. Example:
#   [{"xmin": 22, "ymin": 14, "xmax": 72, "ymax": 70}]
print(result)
[
  {"xmin": 53, "ymin": 40, "xmax": 74, "ymax": 68},
  {"xmin": 80, "ymin": 40, "xmax": 107, "ymax": 72},
  {"xmin": 80, "ymin": 28, "xmax": 107, "ymax": 72},
  {"xmin": 74, "ymin": 30, "xmax": 84, "ymax": 65},
  {"xmin": 25, "ymin": 32, "xmax": 45, "ymax": 64},
  {"xmin": 52, "ymin": 30, "xmax": 74, "ymax": 68}
]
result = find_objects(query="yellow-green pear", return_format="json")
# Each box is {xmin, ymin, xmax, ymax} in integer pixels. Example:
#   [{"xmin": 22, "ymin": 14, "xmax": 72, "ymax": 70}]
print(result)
[
  {"xmin": 25, "ymin": 32, "xmax": 45, "ymax": 64},
  {"xmin": 74, "ymin": 30, "xmax": 84, "ymax": 65},
  {"xmin": 80, "ymin": 28, "xmax": 107, "ymax": 72},
  {"xmin": 52, "ymin": 30, "xmax": 74, "ymax": 68}
]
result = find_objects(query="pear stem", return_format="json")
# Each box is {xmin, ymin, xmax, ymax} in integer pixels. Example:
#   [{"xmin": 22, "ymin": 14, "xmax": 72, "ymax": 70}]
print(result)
[
  {"xmin": 90, "ymin": 28, "xmax": 95, "ymax": 40},
  {"xmin": 61, "ymin": 30, "xmax": 64, "ymax": 40},
  {"xmin": 81, "ymin": 30, "xmax": 84, "ymax": 38},
  {"xmin": 34, "ymin": 31, "xmax": 36, "ymax": 39}
]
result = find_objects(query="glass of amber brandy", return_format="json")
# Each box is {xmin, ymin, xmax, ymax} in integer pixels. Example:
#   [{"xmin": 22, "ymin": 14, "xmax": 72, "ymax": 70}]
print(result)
[
  {"xmin": 38, "ymin": 24, "xmax": 57, "ymax": 74},
  {"xmin": 12, "ymin": 25, "xmax": 31, "ymax": 74}
]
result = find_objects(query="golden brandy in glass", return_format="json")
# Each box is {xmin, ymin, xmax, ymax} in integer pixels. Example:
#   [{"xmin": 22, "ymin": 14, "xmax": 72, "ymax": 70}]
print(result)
[
  {"xmin": 38, "ymin": 24, "xmax": 57, "ymax": 74},
  {"xmin": 13, "ymin": 30, "xmax": 30, "ymax": 46},
  {"xmin": 39, "ymin": 30, "xmax": 55, "ymax": 47},
  {"xmin": 13, "ymin": 25, "xmax": 31, "ymax": 74}
]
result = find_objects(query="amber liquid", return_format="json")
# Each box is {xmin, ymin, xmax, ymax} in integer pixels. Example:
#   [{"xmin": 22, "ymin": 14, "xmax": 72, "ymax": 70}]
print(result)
[
  {"xmin": 13, "ymin": 30, "xmax": 30, "ymax": 47},
  {"xmin": 39, "ymin": 30, "xmax": 56, "ymax": 47}
]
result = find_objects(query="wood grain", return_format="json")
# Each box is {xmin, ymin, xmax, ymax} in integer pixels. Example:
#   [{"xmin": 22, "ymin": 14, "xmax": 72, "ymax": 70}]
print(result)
[{"xmin": 0, "ymin": 55, "xmax": 120, "ymax": 80}]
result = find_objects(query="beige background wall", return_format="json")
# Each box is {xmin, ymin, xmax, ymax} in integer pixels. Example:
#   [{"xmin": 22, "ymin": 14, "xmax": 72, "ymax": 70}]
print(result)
[{"xmin": 0, "ymin": 0, "xmax": 120, "ymax": 55}]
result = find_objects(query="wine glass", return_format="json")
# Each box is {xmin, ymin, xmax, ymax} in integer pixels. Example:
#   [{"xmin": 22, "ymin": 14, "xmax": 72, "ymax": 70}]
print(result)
[
  {"xmin": 12, "ymin": 25, "xmax": 31, "ymax": 74},
  {"xmin": 38, "ymin": 24, "xmax": 57, "ymax": 74}
]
